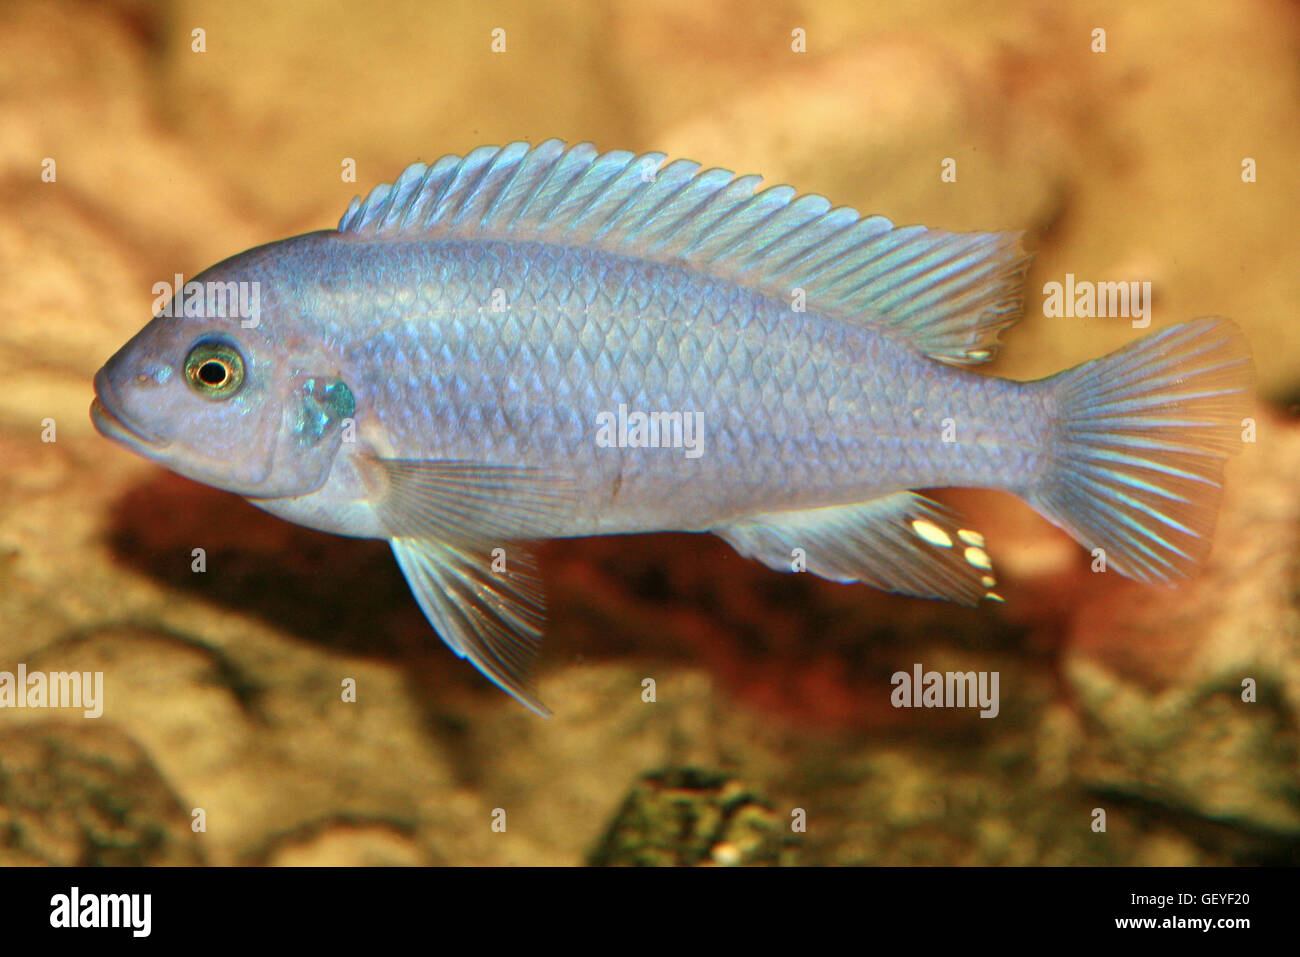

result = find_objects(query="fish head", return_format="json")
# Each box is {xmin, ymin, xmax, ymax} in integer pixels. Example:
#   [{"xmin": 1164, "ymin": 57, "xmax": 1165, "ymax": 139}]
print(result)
[{"xmin": 91, "ymin": 250, "xmax": 356, "ymax": 499}]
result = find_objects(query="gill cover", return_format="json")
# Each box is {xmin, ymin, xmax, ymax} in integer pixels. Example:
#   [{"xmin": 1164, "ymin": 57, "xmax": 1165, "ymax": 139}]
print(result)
[{"xmin": 261, "ymin": 375, "xmax": 356, "ymax": 499}]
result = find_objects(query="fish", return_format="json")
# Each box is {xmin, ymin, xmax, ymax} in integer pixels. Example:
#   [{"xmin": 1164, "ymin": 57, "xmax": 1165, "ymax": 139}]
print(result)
[{"xmin": 91, "ymin": 140, "xmax": 1254, "ymax": 715}]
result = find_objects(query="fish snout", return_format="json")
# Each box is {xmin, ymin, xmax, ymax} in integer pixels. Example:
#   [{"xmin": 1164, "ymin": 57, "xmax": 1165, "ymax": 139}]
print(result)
[{"xmin": 90, "ymin": 366, "xmax": 169, "ymax": 449}]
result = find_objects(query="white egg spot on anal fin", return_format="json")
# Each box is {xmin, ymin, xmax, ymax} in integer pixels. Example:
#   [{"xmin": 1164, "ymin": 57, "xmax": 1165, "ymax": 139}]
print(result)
[{"xmin": 910, "ymin": 518, "xmax": 953, "ymax": 548}]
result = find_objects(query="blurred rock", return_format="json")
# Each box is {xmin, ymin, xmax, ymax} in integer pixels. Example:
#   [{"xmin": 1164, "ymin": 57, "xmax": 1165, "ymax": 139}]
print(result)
[
  {"xmin": 262, "ymin": 821, "xmax": 428, "ymax": 867},
  {"xmin": 589, "ymin": 768, "xmax": 799, "ymax": 866},
  {"xmin": 0, "ymin": 724, "xmax": 203, "ymax": 865},
  {"xmin": 155, "ymin": 0, "xmax": 614, "ymax": 227}
]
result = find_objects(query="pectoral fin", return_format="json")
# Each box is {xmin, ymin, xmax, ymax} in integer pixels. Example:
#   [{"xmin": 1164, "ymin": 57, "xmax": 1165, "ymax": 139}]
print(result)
[
  {"xmin": 391, "ymin": 536, "xmax": 551, "ymax": 716},
  {"xmin": 359, "ymin": 455, "xmax": 575, "ymax": 543},
  {"xmin": 714, "ymin": 492, "xmax": 1000, "ymax": 605}
]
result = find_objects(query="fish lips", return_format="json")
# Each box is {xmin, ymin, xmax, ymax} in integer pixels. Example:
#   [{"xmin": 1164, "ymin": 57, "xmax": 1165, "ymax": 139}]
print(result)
[{"xmin": 90, "ymin": 368, "xmax": 169, "ymax": 452}]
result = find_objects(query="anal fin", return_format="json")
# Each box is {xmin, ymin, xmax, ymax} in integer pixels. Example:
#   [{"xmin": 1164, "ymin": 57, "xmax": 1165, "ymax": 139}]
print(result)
[{"xmin": 714, "ymin": 492, "xmax": 1001, "ymax": 606}]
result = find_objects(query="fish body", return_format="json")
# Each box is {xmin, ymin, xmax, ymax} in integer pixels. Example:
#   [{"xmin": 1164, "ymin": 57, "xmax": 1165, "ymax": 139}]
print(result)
[
  {"xmin": 92, "ymin": 140, "xmax": 1252, "ymax": 713},
  {"xmin": 222, "ymin": 232, "xmax": 1042, "ymax": 538}
]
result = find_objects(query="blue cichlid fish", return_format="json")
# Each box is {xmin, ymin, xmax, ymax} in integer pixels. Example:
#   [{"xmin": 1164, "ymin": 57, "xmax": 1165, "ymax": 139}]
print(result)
[{"xmin": 91, "ymin": 140, "xmax": 1253, "ymax": 714}]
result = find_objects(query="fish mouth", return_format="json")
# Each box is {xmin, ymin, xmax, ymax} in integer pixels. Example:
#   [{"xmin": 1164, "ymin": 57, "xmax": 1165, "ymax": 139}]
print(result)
[{"xmin": 90, "ymin": 370, "xmax": 168, "ymax": 450}]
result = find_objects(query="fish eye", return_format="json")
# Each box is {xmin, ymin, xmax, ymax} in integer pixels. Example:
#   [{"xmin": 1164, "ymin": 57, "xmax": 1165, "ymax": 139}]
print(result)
[{"xmin": 183, "ymin": 340, "xmax": 245, "ymax": 399}]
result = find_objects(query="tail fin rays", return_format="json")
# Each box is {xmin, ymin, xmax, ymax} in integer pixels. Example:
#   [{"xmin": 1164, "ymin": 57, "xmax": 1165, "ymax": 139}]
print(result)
[{"xmin": 1028, "ymin": 319, "xmax": 1253, "ymax": 583}]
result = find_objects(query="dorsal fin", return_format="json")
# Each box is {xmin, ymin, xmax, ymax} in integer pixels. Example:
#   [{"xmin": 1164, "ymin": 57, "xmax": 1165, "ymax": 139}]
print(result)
[{"xmin": 338, "ymin": 140, "xmax": 1031, "ymax": 364}]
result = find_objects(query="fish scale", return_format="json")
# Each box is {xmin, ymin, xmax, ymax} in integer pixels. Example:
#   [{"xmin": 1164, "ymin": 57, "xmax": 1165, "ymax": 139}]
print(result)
[{"xmin": 91, "ymin": 140, "xmax": 1252, "ymax": 714}]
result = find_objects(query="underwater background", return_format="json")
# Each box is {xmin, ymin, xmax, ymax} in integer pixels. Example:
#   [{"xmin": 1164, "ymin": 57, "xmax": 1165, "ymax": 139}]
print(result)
[{"xmin": 1, "ymin": 0, "xmax": 1297, "ymax": 865}]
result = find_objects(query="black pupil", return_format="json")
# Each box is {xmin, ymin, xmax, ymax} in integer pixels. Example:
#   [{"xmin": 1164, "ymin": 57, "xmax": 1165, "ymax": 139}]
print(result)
[{"xmin": 198, "ymin": 360, "xmax": 228, "ymax": 386}]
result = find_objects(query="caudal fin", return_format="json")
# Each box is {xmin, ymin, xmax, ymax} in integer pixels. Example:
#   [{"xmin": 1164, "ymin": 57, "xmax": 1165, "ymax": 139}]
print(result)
[{"xmin": 1028, "ymin": 318, "xmax": 1253, "ymax": 583}]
